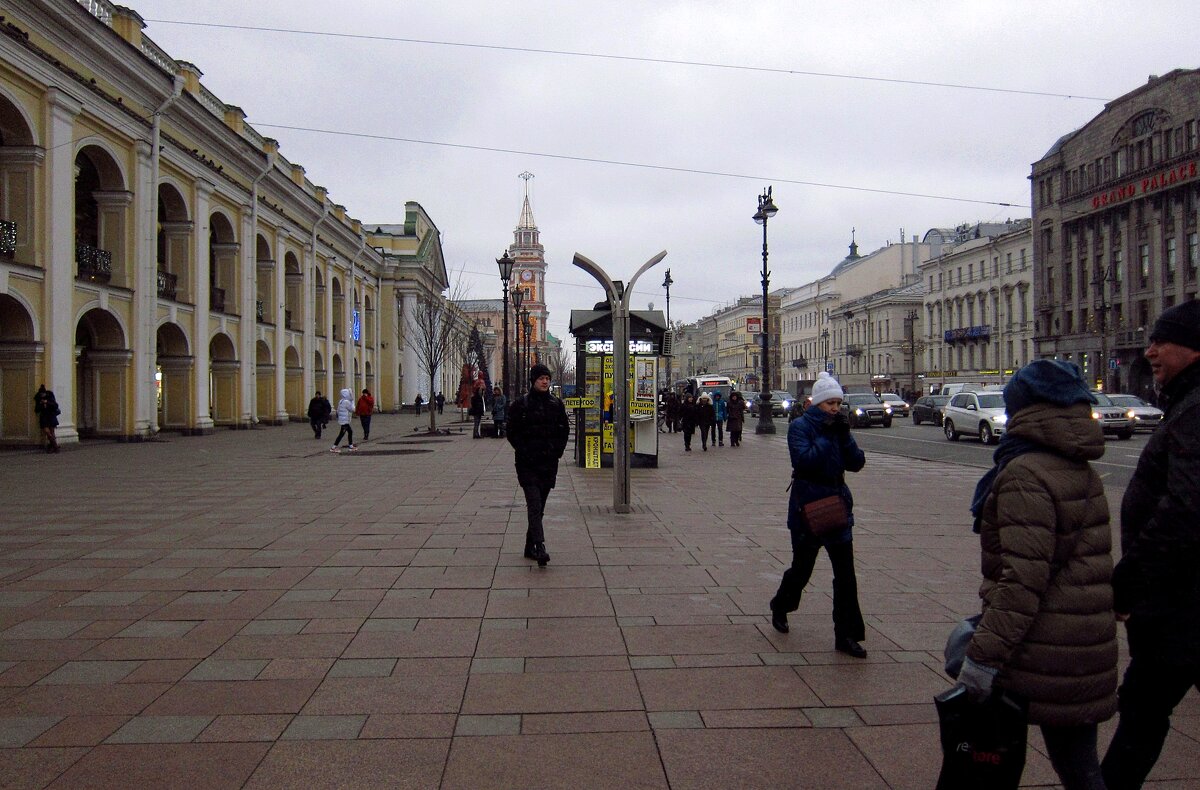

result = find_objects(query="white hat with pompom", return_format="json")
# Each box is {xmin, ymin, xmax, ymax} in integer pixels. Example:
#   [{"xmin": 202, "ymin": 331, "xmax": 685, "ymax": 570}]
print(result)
[{"xmin": 810, "ymin": 372, "xmax": 843, "ymax": 406}]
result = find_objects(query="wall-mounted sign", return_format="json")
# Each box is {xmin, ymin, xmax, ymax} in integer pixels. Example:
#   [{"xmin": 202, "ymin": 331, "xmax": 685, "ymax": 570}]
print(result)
[
  {"xmin": 351, "ymin": 309, "xmax": 361, "ymax": 342},
  {"xmin": 584, "ymin": 339, "xmax": 655, "ymax": 355},
  {"xmin": 746, "ymin": 317, "xmax": 762, "ymax": 334},
  {"xmin": 1091, "ymin": 160, "xmax": 1197, "ymax": 210}
]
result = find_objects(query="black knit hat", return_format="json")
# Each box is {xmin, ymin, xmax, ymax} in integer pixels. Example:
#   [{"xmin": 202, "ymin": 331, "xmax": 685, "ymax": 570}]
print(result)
[
  {"xmin": 1149, "ymin": 300, "xmax": 1200, "ymax": 351},
  {"xmin": 529, "ymin": 363, "xmax": 552, "ymax": 384}
]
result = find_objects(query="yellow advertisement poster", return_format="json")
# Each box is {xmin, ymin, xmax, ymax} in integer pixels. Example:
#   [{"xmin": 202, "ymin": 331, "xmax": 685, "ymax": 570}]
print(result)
[
  {"xmin": 601, "ymin": 355, "xmax": 614, "ymax": 453},
  {"xmin": 585, "ymin": 435, "xmax": 601, "ymax": 468}
]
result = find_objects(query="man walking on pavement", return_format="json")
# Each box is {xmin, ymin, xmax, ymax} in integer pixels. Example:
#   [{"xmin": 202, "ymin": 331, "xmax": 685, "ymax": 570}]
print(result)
[
  {"xmin": 307, "ymin": 391, "xmax": 331, "ymax": 439},
  {"xmin": 506, "ymin": 363, "xmax": 570, "ymax": 567},
  {"xmin": 1102, "ymin": 300, "xmax": 1200, "ymax": 789}
]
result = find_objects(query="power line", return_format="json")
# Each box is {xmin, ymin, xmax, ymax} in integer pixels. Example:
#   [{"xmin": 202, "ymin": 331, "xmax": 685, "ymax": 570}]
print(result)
[
  {"xmin": 257, "ymin": 122, "xmax": 1028, "ymax": 208},
  {"xmin": 143, "ymin": 18, "xmax": 1110, "ymax": 103}
]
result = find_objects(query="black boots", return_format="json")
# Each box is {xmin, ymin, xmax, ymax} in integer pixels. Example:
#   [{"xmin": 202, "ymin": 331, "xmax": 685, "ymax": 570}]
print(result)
[
  {"xmin": 524, "ymin": 543, "xmax": 550, "ymax": 567},
  {"xmin": 771, "ymin": 609, "xmax": 789, "ymax": 634},
  {"xmin": 835, "ymin": 637, "xmax": 867, "ymax": 658}
]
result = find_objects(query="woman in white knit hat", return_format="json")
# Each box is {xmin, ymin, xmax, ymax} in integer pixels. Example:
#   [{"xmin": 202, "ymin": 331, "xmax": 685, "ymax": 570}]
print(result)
[{"xmin": 768, "ymin": 372, "xmax": 869, "ymax": 658}]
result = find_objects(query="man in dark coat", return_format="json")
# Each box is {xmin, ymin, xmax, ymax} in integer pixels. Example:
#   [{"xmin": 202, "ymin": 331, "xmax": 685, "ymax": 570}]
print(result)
[
  {"xmin": 1103, "ymin": 300, "xmax": 1200, "ymax": 789},
  {"xmin": 506, "ymin": 363, "xmax": 570, "ymax": 566},
  {"xmin": 307, "ymin": 391, "xmax": 331, "ymax": 439}
]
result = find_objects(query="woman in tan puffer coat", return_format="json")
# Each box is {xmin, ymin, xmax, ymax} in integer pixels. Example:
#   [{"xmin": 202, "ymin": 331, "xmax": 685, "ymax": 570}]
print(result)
[{"xmin": 960, "ymin": 360, "xmax": 1117, "ymax": 790}]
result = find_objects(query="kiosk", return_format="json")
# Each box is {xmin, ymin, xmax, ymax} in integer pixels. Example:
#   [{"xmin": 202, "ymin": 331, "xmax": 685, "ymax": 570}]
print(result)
[{"xmin": 568, "ymin": 306, "xmax": 668, "ymax": 469}]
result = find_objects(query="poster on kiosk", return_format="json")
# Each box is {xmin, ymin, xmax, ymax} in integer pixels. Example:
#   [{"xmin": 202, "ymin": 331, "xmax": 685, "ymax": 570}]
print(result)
[{"xmin": 568, "ymin": 307, "xmax": 668, "ymax": 470}]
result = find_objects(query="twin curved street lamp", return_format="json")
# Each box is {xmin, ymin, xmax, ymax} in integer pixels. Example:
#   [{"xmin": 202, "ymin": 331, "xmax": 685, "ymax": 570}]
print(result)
[
  {"xmin": 496, "ymin": 251, "xmax": 514, "ymax": 398},
  {"xmin": 753, "ymin": 187, "xmax": 778, "ymax": 435}
]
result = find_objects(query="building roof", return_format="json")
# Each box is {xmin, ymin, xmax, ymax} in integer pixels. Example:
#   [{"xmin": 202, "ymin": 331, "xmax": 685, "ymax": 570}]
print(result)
[{"xmin": 456, "ymin": 298, "xmax": 504, "ymax": 312}]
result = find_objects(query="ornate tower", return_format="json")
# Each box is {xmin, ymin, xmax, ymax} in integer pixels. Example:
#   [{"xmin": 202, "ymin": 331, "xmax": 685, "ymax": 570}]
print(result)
[{"xmin": 509, "ymin": 172, "xmax": 547, "ymax": 366}]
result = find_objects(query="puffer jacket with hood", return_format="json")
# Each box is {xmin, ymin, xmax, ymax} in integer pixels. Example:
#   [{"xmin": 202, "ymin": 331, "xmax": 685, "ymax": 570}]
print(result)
[
  {"xmin": 336, "ymin": 388, "xmax": 354, "ymax": 425},
  {"xmin": 965, "ymin": 401, "xmax": 1117, "ymax": 726}
]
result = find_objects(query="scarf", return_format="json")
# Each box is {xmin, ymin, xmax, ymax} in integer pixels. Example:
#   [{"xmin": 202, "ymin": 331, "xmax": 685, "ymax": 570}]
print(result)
[{"xmin": 969, "ymin": 433, "xmax": 1044, "ymax": 533}]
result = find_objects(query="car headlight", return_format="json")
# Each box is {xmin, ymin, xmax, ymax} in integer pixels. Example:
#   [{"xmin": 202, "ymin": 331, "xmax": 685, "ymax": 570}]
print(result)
[
  {"xmin": 884, "ymin": 406, "xmax": 893, "ymax": 414},
  {"xmin": 782, "ymin": 400, "xmax": 791, "ymax": 409},
  {"xmin": 1126, "ymin": 409, "xmax": 1137, "ymax": 419},
  {"xmin": 1091, "ymin": 411, "xmax": 1101, "ymax": 420},
  {"xmin": 854, "ymin": 408, "xmax": 865, "ymax": 416},
  {"xmin": 991, "ymin": 414, "xmax": 1007, "ymax": 424}
]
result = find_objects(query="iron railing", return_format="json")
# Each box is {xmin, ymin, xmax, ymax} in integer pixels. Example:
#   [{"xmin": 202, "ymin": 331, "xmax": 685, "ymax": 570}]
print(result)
[
  {"xmin": 156, "ymin": 269, "xmax": 177, "ymax": 300},
  {"xmin": 0, "ymin": 219, "xmax": 16, "ymax": 259},
  {"xmin": 76, "ymin": 243, "xmax": 113, "ymax": 283}
]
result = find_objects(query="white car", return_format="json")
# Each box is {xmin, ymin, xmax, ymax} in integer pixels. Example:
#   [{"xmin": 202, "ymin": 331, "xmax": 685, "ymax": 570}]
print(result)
[
  {"xmin": 878, "ymin": 392, "xmax": 910, "ymax": 417},
  {"xmin": 1105, "ymin": 394, "xmax": 1163, "ymax": 432},
  {"xmin": 943, "ymin": 391, "xmax": 1008, "ymax": 445}
]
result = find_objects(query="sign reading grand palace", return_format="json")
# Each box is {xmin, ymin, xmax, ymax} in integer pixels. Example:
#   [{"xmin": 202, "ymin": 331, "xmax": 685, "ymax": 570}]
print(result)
[{"xmin": 1092, "ymin": 160, "xmax": 1197, "ymax": 209}]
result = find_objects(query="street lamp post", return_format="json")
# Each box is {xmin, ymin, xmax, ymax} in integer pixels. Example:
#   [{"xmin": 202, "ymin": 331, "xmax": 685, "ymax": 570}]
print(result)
[
  {"xmin": 496, "ymin": 251, "xmax": 515, "ymax": 399},
  {"xmin": 520, "ymin": 308, "xmax": 531, "ymax": 385},
  {"xmin": 512, "ymin": 286, "xmax": 524, "ymax": 391},
  {"xmin": 752, "ymin": 187, "xmax": 778, "ymax": 435},
  {"xmin": 821, "ymin": 328, "xmax": 830, "ymax": 373},
  {"xmin": 662, "ymin": 269, "xmax": 673, "ymax": 389}
]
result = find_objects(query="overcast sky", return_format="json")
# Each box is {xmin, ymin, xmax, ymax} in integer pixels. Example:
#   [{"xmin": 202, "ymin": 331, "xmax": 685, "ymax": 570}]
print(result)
[{"xmin": 132, "ymin": 1, "xmax": 1197, "ymax": 341}]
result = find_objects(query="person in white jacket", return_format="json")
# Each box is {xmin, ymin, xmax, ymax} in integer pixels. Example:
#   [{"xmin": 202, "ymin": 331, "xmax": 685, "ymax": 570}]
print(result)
[{"xmin": 331, "ymin": 388, "xmax": 356, "ymax": 452}]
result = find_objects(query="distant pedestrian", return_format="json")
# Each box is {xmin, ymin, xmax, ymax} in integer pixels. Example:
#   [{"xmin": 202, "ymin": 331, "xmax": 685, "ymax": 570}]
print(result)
[
  {"xmin": 330, "ymin": 388, "xmax": 356, "ymax": 451},
  {"xmin": 769, "ymin": 372, "xmax": 868, "ymax": 658},
  {"xmin": 695, "ymin": 393, "xmax": 716, "ymax": 451},
  {"xmin": 414, "ymin": 393, "xmax": 424, "ymax": 416},
  {"xmin": 355, "ymin": 388, "xmax": 375, "ymax": 441},
  {"xmin": 663, "ymin": 392, "xmax": 679, "ymax": 433},
  {"xmin": 307, "ymin": 390, "xmax": 331, "ymax": 439},
  {"xmin": 507, "ymin": 363, "xmax": 570, "ymax": 566},
  {"xmin": 960, "ymin": 360, "xmax": 1115, "ymax": 790},
  {"xmin": 712, "ymin": 392, "xmax": 727, "ymax": 446},
  {"xmin": 435, "ymin": 391, "xmax": 445, "ymax": 415},
  {"xmin": 680, "ymin": 393, "xmax": 698, "ymax": 451},
  {"xmin": 726, "ymin": 391, "xmax": 746, "ymax": 446},
  {"xmin": 33, "ymin": 384, "xmax": 60, "ymax": 453},
  {"xmin": 469, "ymin": 387, "xmax": 485, "ymax": 438},
  {"xmin": 491, "ymin": 386, "xmax": 508, "ymax": 438},
  {"xmin": 1103, "ymin": 301, "xmax": 1200, "ymax": 790}
]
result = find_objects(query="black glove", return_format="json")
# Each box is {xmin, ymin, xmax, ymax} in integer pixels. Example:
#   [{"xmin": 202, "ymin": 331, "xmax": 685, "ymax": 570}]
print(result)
[{"xmin": 831, "ymin": 413, "xmax": 851, "ymax": 436}]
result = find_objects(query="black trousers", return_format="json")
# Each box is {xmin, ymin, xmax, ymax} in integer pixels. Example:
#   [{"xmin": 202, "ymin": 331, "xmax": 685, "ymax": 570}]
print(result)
[
  {"xmin": 683, "ymin": 428, "xmax": 694, "ymax": 449},
  {"xmin": 521, "ymin": 481, "xmax": 552, "ymax": 546},
  {"xmin": 1042, "ymin": 723, "xmax": 1105, "ymax": 790},
  {"xmin": 359, "ymin": 415, "xmax": 371, "ymax": 440},
  {"xmin": 1102, "ymin": 647, "xmax": 1200, "ymax": 789},
  {"xmin": 310, "ymin": 418, "xmax": 323, "ymax": 438},
  {"xmin": 473, "ymin": 415, "xmax": 482, "ymax": 437},
  {"xmin": 333, "ymin": 424, "xmax": 353, "ymax": 447},
  {"xmin": 713, "ymin": 420, "xmax": 724, "ymax": 444},
  {"xmin": 770, "ymin": 531, "xmax": 865, "ymax": 641}
]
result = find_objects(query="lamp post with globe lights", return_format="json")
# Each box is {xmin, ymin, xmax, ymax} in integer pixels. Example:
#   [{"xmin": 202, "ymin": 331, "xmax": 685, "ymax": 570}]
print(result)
[
  {"xmin": 752, "ymin": 187, "xmax": 778, "ymax": 434},
  {"xmin": 496, "ymin": 251, "xmax": 515, "ymax": 398}
]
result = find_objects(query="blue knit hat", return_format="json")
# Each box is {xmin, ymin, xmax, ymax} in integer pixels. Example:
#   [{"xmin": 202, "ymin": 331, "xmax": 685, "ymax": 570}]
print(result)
[{"xmin": 1002, "ymin": 360, "xmax": 1097, "ymax": 417}]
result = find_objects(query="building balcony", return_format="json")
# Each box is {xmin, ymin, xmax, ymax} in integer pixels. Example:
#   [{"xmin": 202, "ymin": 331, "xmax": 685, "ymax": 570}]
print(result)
[
  {"xmin": 1114, "ymin": 328, "xmax": 1146, "ymax": 349},
  {"xmin": 0, "ymin": 219, "xmax": 15, "ymax": 259},
  {"xmin": 210, "ymin": 286, "xmax": 226, "ymax": 312},
  {"xmin": 76, "ymin": 243, "xmax": 113, "ymax": 283},
  {"xmin": 845, "ymin": 344, "xmax": 864, "ymax": 357},
  {"xmin": 791, "ymin": 357, "xmax": 808, "ymax": 369},
  {"xmin": 285, "ymin": 309, "xmax": 293, "ymax": 330},
  {"xmin": 256, "ymin": 300, "xmax": 265, "ymax": 323},
  {"xmin": 156, "ymin": 269, "xmax": 177, "ymax": 300}
]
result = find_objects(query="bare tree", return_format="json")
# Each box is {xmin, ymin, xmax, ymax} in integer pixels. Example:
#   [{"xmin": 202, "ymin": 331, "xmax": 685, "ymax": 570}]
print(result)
[
  {"xmin": 408, "ymin": 273, "xmax": 470, "ymax": 433},
  {"xmin": 545, "ymin": 341, "xmax": 574, "ymax": 387}
]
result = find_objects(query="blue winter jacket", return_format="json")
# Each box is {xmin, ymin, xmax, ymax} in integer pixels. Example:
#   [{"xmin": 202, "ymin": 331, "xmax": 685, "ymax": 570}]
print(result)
[
  {"xmin": 714, "ymin": 397, "xmax": 728, "ymax": 421},
  {"xmin": 786, "ymin": 404, "xmax": 866, "ymax": 543}
]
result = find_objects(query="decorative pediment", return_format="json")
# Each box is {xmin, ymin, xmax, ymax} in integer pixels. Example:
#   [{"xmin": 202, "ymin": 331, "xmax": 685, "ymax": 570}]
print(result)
[{"xmin": 1111, "ymin": 107, "xmax": 1173, "ymax": 145}]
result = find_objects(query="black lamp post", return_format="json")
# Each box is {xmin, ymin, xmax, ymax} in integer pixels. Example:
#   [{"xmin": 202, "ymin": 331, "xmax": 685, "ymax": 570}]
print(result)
[
  {"xmin": 496, "ymin": 251, "xmax": 514, "ymax": 399},
  {"xmin": 520, "ymin": 308, "xmax": 532, "ymax": 386},
  {"xmin": 512, "ymin": 286, "xmax": 524, "ymax": 391},
  {"xmin": 662, "ymin": 268, "xmax": 673, "ymax": 388},
  {"xmin": 752, "ymin": 186, "xmax": 778, "ymax": 435},
  {"xmin": 821, "ymin": 328, "xmax": 830, "ymax": 373}
]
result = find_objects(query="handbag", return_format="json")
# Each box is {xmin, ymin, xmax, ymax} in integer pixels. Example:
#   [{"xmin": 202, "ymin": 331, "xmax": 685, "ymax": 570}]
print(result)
[
  {"xmin": 801, "ymin": 495, "xmax": 849, "ymax": 537},
  {"xmin": 935, "ymin": 685, "xmax": 1028, "ymax": 789}
]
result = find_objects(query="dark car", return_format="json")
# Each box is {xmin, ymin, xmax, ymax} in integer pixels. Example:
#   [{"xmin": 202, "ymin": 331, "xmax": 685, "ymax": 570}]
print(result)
[
  {"xmin": 912, "ymin": 394, "xmax": 951, "ymax": 426},
  {"xmin": 747, "ymin": 391, "xmax": 789, "ymax": 417},
  {"xmin": 840, "ymin": 392, "xmax": 892, "ymax": 428}
]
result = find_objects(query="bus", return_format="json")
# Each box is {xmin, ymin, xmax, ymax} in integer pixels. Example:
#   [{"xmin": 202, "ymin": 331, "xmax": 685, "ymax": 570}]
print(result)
[{"xmin": 675, "ymin": 375, "xmax": 735, "ymax": 403}]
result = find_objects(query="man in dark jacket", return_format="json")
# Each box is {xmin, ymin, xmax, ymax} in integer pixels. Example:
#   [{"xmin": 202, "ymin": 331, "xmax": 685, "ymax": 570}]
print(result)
[
  {"xmin": 1103, "ymin": 300, "xmax": 1200, "ymax": 789},
  {"xmin": 506, "ymin": 363, "xmax": 570, "ymax": 566},
  {"xmin": 307, "ymin": 391, "xmax": 331, "ymax": 439}
]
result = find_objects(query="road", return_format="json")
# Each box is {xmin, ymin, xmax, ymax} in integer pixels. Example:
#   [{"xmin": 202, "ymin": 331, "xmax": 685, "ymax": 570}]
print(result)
[{"xmin": 843, "ymin": 419, "xmax": 1149, "ymax": 492}]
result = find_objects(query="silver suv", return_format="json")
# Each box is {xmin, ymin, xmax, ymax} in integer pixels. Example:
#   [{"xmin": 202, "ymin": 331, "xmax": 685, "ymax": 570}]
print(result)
[
  {"xmin": 1089, "ymin": 392, "xmax": 1136, "ymax": 440},
  {"xmin": 944, "ymin": 391, "xmax": 1008, "ymax": 445}
]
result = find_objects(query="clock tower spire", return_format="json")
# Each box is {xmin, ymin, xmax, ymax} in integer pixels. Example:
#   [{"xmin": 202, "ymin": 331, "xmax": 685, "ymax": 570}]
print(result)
[{"xmin": 509, "ymin": 172, "xmax": 547, "ymax": 366}]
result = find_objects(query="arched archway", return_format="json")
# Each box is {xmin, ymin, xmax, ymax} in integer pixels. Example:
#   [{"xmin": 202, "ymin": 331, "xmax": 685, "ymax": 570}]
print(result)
[
  {"xmin": 284, "ymin": 345, "xmax": 302, "ymax": 417},
  {"xmin": 156, "ymin": 322, "xmax": 192, "ymax": 431},
  {"xmin": 209, "ymin": 332, "xmax": 238, "ymax": 426},
  {"xmin": 284, "ymin": 250, "xmax": 301, "ymax": 331},
  {"xmin": 255, "ymin": 339, "xmax": 274, "ymax": 422},
  {"xmin": 75, "ymin": 307, "xmax": 129, "ymax": 436},
  {"xmin": 314, "ymin": 266, "xmax": 326, "ymax": 336},
  {"xmin": 209, "ymin": 212, "xmax": 239, "ymax": 315},
  {"xmin": 0, "ymin": 293, "xmax": 39, "ymax": 440},
  {"xmin": 75, "ymin": 145, "xmax": 130, "ymax": 288},
  {"xmin": 255, "ymin": 234, "xmax": 273, "ymax": 324},
  {"xmin": 157, "ymin": 182, "xmax": 192, "ymax": 303},
  {"xmin": 0, "ymin": 91, "xmax": 38, "ymax": 265},
  {"xmin": 331, "ymin": 277, "xmax": 344, "ymax": 341}
]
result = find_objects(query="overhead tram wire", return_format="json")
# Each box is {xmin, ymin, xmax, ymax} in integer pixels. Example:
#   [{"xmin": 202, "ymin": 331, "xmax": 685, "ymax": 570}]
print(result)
[
  {"xmin": 142, "ymin": 19, "xmax": 1110, "ymax": 104},
  {"xmin": 255, "ymin": 122, "xmax": 1028, "ymax": 209}
]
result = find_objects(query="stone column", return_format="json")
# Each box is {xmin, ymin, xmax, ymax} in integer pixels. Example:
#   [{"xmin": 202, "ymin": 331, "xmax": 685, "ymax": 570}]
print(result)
[
  {"xmin": 273, "ymin": 228, "xmax": 289, "ymax": 423},
  {"xmin": 44, "ymin": 89, "xmax": 82, "ymax": 443},
  {"xmin": 192, "ymin": 179, "xmax": 214, "ymax": 432},
  {"xmin": 239, "ymin": 209, "xmax": 256, "ymax": 425}
]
